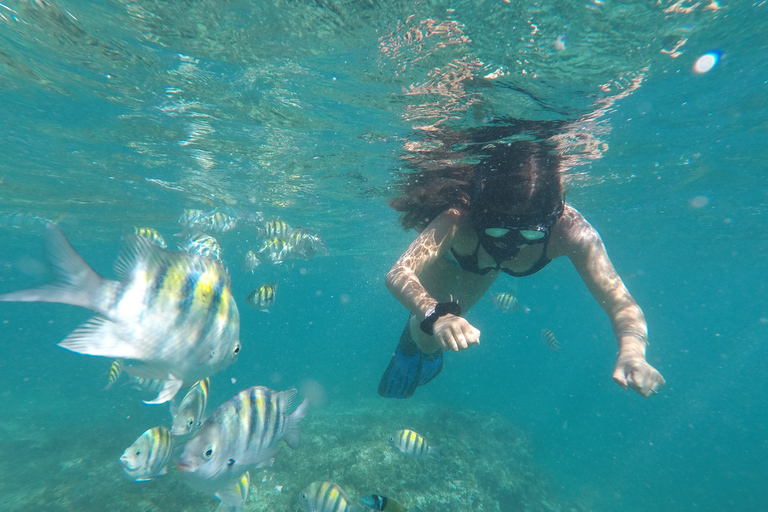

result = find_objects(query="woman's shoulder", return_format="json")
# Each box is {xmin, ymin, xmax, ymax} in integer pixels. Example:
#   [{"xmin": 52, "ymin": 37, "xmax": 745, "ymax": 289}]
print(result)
[{"xmin": 548, "ymin": 203, "xmax": 601, "ymax": 257}]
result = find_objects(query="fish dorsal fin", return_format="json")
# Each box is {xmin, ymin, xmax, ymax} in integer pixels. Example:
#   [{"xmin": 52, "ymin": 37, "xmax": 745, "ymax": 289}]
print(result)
[
  {"xmin": 114, "ymin": 234, "xmax": 164, "ymax": 280},
  {"xmin": 276, "ymin": 388, "xmax": 297, "ymax": 412}
]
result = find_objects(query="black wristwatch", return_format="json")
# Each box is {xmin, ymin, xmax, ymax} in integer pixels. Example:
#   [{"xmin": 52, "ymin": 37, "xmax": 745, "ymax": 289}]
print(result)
[{"xmin": 420, "ymin": 301, "xmax": 462, "ymax": 336}]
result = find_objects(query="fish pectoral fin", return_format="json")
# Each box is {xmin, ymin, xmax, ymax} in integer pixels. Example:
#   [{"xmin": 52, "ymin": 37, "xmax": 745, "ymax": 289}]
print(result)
[
  {"xmin": 58, "ymin": 317, "xmax": 140, "ymax": 359},
  {"xmin": 143, "ymin": 379, "xmax": 183, "ymax": 405}
]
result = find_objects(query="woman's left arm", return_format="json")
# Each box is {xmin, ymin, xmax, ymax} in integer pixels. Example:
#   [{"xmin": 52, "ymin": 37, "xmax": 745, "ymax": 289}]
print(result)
[{"xmin": 550, "ymin": 205, "xmax": 666, "ymax": 398}]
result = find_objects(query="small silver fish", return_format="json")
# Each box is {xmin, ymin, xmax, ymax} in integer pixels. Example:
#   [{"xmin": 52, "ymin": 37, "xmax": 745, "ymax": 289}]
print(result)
[
  {"xmin": 491, "ymin": 292, "xmax": 520, "ymax": 313},
  {"xmin": 299, "ymin": 481, "xmax": 362, "ymax": 512},
  {"xmin": 540, "ymin": 329, "xmax": 561, "ymax": 350},
  {"xmin": 243, "ymin": 251, "xmax": 260, "ymax": 273},
  {"xmin": 177, "ymin": 386, "xmax": 309, "ymax": 510},
  {"xmin": 120, "ymin": 426, "xmax": 173, "ymax": 482},
  {"xmin": 134, "ymin": 227, "xmax": 167, "ymax": 248},
  {"xmin": 171, "ymin": 378, "xmax": 210, "ymax": 439},
  {"xmin": 389, "ymin": 429, "xmax": 441, "ymax": 458},
  {"xmin": 0, "ymin": 225, "xmax": 241, "ymax": 404},
  {"xmin": 245, "ymin": 283, "xmax": 277, "ymax": 312}
]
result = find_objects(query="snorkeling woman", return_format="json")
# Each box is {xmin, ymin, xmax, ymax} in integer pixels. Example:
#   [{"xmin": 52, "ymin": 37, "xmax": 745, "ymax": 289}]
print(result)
[{"xmin": 379, "ymin": 127, "xmax": 665, "ymax": 399}]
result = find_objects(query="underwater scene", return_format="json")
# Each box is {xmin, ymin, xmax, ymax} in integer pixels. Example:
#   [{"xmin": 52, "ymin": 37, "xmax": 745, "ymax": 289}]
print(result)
[{"xmin": 1, "ymin": 1, "xmax": 767, "ymax": 511}]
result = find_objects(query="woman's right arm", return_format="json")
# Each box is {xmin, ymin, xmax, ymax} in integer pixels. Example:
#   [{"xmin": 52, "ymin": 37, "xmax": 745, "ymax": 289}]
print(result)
[
  {"xmin": 385, "ymin": 208, "xmax": 481, "ymax": 351},
  {"xmin": 385, "ymin": 209, "xmax": 462, "ymax": 317}
]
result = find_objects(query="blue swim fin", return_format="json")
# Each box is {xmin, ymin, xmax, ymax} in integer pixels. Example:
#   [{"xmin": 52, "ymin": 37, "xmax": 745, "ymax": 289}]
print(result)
[
  {"xmin": 418, "ymin": 350, "xmax": 443, "ymax": 386},
  {"xmin": 378, "ymin": 322, "xmax": 443, "ymax": 399}
]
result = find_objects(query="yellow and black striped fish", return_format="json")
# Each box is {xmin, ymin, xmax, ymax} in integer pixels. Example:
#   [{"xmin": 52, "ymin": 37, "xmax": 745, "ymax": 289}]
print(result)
[
  {"xmin": 0, "ymin": 225, "xmax": 241, "ymax": 404},
  {"xmin": 171, "ymin": 377, "xmax": 210, "ymax": 439},
  {"xmin": 104, "ymin": 359, "xmax": 122, "ymax": 390},
  {"xmin": 389, "ymin": 429, "xmax": 441, "ymax": 458},
  {"xmin": 256, "ymin": 237, "xmax": 293, "ymax": 264},
  {"xmin": 119, "ymin": 426, "xmax": 173, "ymax": 482},
  {"xmin": 177, "ymin": 386, "xmax": 310, "ymax": 507},
  {"xmin": 258, "ymin": 218, "xmax": 294, "ymax": 239},
  {"xmin": 134, "ymin": 227, "xmax": 167, "ymax": 248},
  {"xmin": 540, "ymin": 329, "xmax": 561, "ymax": 350},
  {"xmin": 491, "ymin": 292, "xmax": 520, "ymax": 313},
  {"xmin": 245, "ymin": 283, "xmax": 277, "ymax": 312},
  {"xmin": 299, "ymin": 481, "xmax": 362, "ymax": 512}
]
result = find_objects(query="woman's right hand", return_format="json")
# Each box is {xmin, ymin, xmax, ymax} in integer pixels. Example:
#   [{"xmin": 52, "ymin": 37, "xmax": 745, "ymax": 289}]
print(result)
[{"xmin": 432, "ymin": 315, "xmax": 481, "ymax": 352}]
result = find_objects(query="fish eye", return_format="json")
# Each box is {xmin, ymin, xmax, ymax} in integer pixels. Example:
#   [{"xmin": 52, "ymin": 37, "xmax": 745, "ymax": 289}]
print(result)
[
  {"xmin": 187, "ymin": 418, "xmax": 194, "ymax": 428},
  {"xmin": 233, "ymin": 344, "xmax": 241, "ymax": 355},
  {"xmin": 300, "ymin": 493, "xmax": 307, "ymax": 500},
  {"xmin": 135, "ymin": 450, "xmax": 141, "ymax": 456},
  {"xmin": 202, "ymin": 445, "xmax": 214, "ymax": 460}
]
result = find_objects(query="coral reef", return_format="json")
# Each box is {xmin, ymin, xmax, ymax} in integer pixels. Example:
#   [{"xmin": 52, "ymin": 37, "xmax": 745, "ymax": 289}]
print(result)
[{"xmin": 0, "ymin": 399, "xmax": 584, "ymax": 512}]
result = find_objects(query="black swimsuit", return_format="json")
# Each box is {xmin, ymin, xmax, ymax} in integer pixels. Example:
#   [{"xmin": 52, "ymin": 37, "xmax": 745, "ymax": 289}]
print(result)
[{"xmin": 449, "ymin": 237, "xmax": 553, "ymax": 277}]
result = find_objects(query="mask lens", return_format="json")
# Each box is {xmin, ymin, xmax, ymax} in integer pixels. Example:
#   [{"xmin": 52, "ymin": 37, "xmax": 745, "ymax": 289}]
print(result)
[
  {"xmin": 484, "ymin": 228, "xmax": 510, "ymax": 237},
  {"xmin": 519, "ymin": 229, "xmax": 546, "ymax": 241}
]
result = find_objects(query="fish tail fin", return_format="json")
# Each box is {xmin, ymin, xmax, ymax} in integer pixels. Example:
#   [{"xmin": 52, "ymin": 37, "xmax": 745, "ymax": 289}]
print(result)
[
  {"xmin": 283, "ymin": 398, "xmax": 310, "ymax": 450},
  {"xmin": 143, "ymin": 379, "xmax": 184, "ymax": 405},
  {"xmin": 429, "ymin": 444, "xmax": 444, "ymax": 458},
  {"xmin": 0, "ymin": 224, "xmax": 108, "ymax": 311}
]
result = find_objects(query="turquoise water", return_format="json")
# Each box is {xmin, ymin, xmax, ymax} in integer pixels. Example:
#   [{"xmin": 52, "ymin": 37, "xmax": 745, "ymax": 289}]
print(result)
[{"xmin": 1, "ymin": 1, "xmax": 767, "ymax": 511}]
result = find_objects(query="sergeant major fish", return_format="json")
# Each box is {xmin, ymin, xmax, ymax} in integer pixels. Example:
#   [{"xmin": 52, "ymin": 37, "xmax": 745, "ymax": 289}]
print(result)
[
  {"xmin": 120, "ymin": 426, "xmax": 173, "ymax": 482},
  {"xmin": 540, "ymin": 329, "xmax": 561, "ymax": 350},
  {"xmin": 299, "ymin": 481, "xmax": 362, "ymax": 512},
  {"xmin": 134, "ymin": 227, "xmax": 167, "ymax": 248},
  {"xmin": 389, "ymin": 429, "xmax": 441, "ymax": 458},
  {"xmin": 171, "ymin": 377, "xmax": 210, "ymax": 439},
  {"xmin": 360, "ymin": 494, "xmax": 406, "ymax": 512},
  {"xmin": 177, "ymin": 386, "xmax": 309, "ymax": 510},
  {"xmin": 0, "ymin": 224, "xmax": 241, "ymax": 404},
  {"xmin": 181, "ymin": 234, "xmax": 223, "ymax": 262},
  {"xmin": 491, "ymin": 292, "xmax": 520, "ymax": 313},
  {"xmin": 245, "ymin": 283, "xmax": 277, "ymax": 312}
]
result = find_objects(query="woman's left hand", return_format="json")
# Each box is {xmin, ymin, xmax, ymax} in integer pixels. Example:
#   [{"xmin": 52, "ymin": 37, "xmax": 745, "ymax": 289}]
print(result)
[{"xmin": 612, "ymin": 352, "xmax": 666, "ymax": 397}]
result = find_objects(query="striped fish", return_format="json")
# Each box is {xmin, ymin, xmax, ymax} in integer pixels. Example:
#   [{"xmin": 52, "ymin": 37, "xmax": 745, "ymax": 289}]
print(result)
[
  {"xmin": 119, "ymin": 426, "xmax": 173, "ymax": 482},
  {"xmin": 258, "ymin": 219, "xmax": 294, "ymax": 239},
  {"xmin": 171, "ymin": 377, "xmax": 210, "ymax": 439},
  {"xmin": 181, "ymin": 234, "xmax": 223, "ymax": 262},
  {"xmin": 299, "ymin": 481, "xmax": 362, "ymax": 512},
  {"xmin": 540, "ymin": 329, "xmax": 561, "ymax": 350},
  {"xmin": 389, "ymin": 429, "xmax": 441, "ymax": 458},
  {"xmin": 104, "ymin": 359, "xmax": 122, "ymax": 390},
  {"xmin": 245, "ymin": 283, "xmax": 277, "ymax": 312},
  {"xmin": 0, "ymin": 224, "xmax": 241, "ymax": 404},
  {"xmin": 491, "ymin": 292, "xmax": 520, "ymax": 313},
  {"xmin": 255, "ymin": 237, "xmax": 293, "ymax": 264},
  {"xmin": 179, "ymin": 208, "xmax": 237, "ymax": 234},
  {"xmin": 288, "ymin": 229, "xmax": 329, "ymax": 259},
  {"xmin": 134, "ymin": 227, "xmax": 167, "ymax": 248},
  {"xmin": 215, "ymin": 471, "xmax": 250, "ymax": 512},
  {"xmin": 177, "ymin": 386, "xmax": 309, "ymax": 509},
  {"xmin": 360, "ymin": 494, "xmax": 406, "ymax": 512}
]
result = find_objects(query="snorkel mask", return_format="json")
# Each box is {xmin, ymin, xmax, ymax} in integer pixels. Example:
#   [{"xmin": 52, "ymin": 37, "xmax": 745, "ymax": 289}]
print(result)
[{"xmin": 472, "ymin": 200, "xmax": 564, "ymax": 261}]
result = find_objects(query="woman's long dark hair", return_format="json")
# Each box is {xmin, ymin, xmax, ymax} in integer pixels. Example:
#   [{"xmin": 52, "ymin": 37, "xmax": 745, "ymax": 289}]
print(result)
[{"xmin": 388, "ymin": 120, "xmax": 565, "ymax": 231}]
